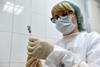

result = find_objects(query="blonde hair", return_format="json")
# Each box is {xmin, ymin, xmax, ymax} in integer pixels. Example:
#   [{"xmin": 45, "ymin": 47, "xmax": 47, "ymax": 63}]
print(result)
[
  {"xmin": 51, "ymin": 1, "xmax": 86, "ymax": 32},
  {"xmin": 51, "ymin": 1, "xmax": 75, "ymax": 17}
]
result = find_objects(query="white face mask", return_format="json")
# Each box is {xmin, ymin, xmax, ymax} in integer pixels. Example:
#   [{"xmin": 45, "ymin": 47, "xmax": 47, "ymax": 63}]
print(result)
[{"xmin": 55, "ymin": 16, "xmax": 75, "ymax": 35}]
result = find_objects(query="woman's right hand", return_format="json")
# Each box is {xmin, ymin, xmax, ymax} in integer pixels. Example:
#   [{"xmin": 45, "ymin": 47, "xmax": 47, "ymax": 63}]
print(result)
[
  {"xmin": 26, "ymin": 56, "xmax": 42, "ymax": 67},
  {"xmin": 26, "ymin": 57, "xmax": 36, "ymax": 67}
]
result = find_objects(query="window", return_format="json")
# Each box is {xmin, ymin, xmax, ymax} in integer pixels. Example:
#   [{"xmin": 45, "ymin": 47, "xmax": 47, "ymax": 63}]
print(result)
[{"xmin": 3, "ymin": 1, "xmax": 24, "ymax": 15}]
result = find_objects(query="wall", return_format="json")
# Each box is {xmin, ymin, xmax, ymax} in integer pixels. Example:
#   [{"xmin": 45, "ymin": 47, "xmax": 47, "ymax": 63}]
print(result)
[
  {"xmin": 0, "ymin": 0, "xmax": 100, "ymax": 67},
  {"xmin": 88, "ymin": 0, "xmax": 100, "ymax": 33},
  {"xmin": 0, "ymin": 0, "xmax": 62, "ymax": 67}
]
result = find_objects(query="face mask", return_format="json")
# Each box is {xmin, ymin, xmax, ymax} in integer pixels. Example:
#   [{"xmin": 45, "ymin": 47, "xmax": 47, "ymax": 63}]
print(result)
[{"xmin": 55, "ymin": 16, "xmax": 75, "ymax": 35}]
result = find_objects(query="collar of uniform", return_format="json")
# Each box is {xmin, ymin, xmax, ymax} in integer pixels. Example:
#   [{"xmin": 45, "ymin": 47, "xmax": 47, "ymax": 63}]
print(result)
[{"xmin": 63, "ymin": 32, "xmax": 80, "ymax": 39}]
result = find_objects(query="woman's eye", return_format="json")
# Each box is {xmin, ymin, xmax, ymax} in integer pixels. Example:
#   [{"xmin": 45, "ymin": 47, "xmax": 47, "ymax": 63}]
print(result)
[
  {"xmin": 51, "ymin": 16, "xmax": 59, "ymax": 20},
  {"xmin": 68, "ymin": 10, "xmax": 73, "ymax": 14},
  {"xmin": 55, "ymin": 16, "xmax": 59, "ymax": 19},
  {"xmin": 50, "ymin": 16, "xmax": 59, "ymax": 23},
  {"xmin": 61, "ymin": 12, "xmax": 68, "ymax": 16}
]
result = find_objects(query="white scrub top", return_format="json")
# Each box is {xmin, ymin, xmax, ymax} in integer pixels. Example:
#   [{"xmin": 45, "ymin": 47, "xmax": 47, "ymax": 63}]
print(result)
[{"xmin": 42, "ymin": 32, "xmax": 100, "ymax": 67}]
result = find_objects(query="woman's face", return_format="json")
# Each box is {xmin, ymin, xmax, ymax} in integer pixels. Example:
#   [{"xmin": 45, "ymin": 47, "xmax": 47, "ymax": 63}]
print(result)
[{"xmin": 51, "ymin": 12, "xmax": 79, "ymax": 35}]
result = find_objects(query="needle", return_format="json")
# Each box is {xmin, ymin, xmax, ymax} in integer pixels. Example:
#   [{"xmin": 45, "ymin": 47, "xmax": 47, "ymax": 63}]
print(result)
[{"xmin": 27, "ymin": 25, "xmax": 32, "ymax": 36}]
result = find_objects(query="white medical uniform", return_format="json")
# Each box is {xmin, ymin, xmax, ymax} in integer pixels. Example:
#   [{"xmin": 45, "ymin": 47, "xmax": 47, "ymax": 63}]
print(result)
[{"xmin": 42, "ymin": 31, "xmax": 100, "ymax": 67}]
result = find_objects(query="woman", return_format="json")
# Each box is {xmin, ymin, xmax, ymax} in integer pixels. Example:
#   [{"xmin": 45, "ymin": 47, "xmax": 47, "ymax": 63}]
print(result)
[{"xmin": 27, "ymin": 1, "xmax": 100, "ymax": 67}]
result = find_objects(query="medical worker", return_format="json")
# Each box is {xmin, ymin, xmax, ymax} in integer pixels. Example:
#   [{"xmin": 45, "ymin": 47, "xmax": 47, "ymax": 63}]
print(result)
[{"xmin": 26, "ymin": 1, "xmax": 100, "ymax": 67}]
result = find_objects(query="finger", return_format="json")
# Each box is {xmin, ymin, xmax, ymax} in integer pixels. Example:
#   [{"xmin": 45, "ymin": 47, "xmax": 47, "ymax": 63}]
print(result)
[
  {"xmin": 30, "ymin": 59, "xmax": 40, "ymax": 67},
  {"xmin": 29, "ymin": 37, "xmax": 40, "ymax": 42},
  {"xmin": 28, "ymin": 41, "xmax": 39, "ymax": 47},
  {"xmin": 30, "ymin": 59, "xmax": 38, "ymax": 67},
  {"xmin": 27, "ymin": 46, "xmax": 35, "ymax": 52},
  {"xmin": 31, "ymin": 46, "xmax": 42, "ymax": 58},
  {"xmin": 27, "ymin": 45, "xmax": 41, "ymax": 56},
  {"xmin": 27, "ymin": 56, "xmax": 31, "ymax": 61},
  {"xmin": 27, "ymin": 52, "xmax": 33, "ymax": 56},
  {"xmin": 27, "ymin": 44, "xmax": 40, "ymax": 52},
  {"xmin": 26, "ymin": 57, "xmax": 36, "ymax": 67}
]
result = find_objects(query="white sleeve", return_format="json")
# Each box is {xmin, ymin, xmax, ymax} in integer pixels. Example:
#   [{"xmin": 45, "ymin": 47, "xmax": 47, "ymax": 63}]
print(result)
[
  {"xmin": 43, "ymin": 32, "xmax": 100, "ymax": 67},
  {"xmin": 42, "ymin": 45, "xmax": 66, "ymax": 67},
  {"xmin": 86, "ymin": 32, "xmax": 100, "ymax": 67},
  {"xmin": 43, "ymin": 45, "xmax": 89, "ymax": 67}
]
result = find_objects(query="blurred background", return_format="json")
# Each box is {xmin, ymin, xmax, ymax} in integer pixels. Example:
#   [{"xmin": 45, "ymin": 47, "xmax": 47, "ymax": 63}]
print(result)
[{"xmin": 0, "ymin": 0, "xmax": 100, "ymax": 67}]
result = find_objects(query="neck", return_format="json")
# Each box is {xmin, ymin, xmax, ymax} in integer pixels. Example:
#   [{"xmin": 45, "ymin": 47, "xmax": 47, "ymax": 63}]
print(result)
[
  {"xmin": 72, "ymin": 27, "xmax": 79, "ymax": 33},
  {"xmin": 63, "ymin": 26, "xmax": 79, "ymax": 36}
]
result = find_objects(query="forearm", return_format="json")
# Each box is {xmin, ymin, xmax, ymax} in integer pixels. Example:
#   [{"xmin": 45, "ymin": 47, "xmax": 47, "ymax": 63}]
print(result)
[{"xmin": 44, "ymin": 45, "xmax": 89, "ymax": 67}]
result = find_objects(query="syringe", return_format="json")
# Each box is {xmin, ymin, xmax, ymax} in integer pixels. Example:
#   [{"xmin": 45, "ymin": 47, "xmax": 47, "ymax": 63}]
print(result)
[{"xmin": 27, "ymin": 25, "xmax": 32, "ymax": 36}]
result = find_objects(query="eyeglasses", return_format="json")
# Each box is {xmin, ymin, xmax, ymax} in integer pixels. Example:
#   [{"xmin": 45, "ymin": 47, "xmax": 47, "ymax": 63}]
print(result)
[{"xmin": 50, "ymin": 11, "xmax": 73, "ymax": 23}]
